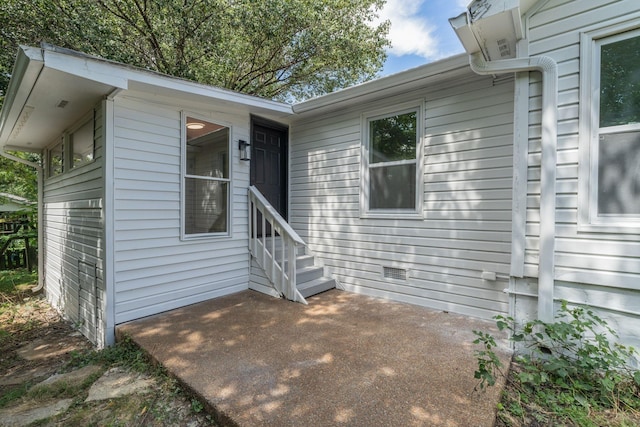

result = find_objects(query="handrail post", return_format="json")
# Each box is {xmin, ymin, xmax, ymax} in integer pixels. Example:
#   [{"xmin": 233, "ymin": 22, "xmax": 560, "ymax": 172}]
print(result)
[
  {"xmin": 247, "ymin": 186, "xmax": 307, "ymax": 304},
  {"xmin": 288, "ymin": 239, "xmax": 297, "ymax": 300}
]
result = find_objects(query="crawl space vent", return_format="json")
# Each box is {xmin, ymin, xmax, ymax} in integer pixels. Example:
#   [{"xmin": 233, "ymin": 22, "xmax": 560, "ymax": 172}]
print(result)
[{"xmin": 383, "ymin": 266, "xmax": 407, "ymax": 281}]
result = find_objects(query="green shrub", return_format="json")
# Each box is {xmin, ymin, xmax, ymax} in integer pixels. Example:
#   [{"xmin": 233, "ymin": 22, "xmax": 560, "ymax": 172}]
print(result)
[{"xmin": 473, "ymin": 301, "xmax": 640, "ymax": 424}]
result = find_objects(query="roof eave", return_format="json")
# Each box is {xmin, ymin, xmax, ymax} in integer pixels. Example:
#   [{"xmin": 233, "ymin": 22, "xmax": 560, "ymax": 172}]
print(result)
[
  {"xmin": 40, "ymin": 44, "xmax": 293, "ymax": 116},
  {"xmin": 0, "ymin": 46, "xmax": 45, "ymax": 148},
  {"xmin": 292, "ymin": 54, "xmax": 470, "ymax": 115}
]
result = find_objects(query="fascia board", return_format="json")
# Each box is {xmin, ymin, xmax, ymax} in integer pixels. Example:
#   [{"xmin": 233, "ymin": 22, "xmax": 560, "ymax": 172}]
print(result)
[
  {"xmin": 127, "ymin": 74, "xmax": 293, "ymax": 115},
  {"xmin": 0, "ymin": 46, "xmax": 44, "ymax": 147},
  {"xmin": 43, "ymin": 48, "xmax": 130, "ymax": 90},
  {"xmin": 40, "ymin": 45, "xmax": 292, "ymax": 116}
]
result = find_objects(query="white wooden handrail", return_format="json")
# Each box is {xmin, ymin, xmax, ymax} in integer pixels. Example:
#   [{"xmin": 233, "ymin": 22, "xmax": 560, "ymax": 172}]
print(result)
[{"xmin": 248, "ymin": 186, "xmax": 307, "ymax": 304}]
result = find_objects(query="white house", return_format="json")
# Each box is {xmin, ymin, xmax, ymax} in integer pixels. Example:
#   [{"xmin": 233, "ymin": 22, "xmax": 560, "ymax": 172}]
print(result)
[{"xmin": 0, "ymin": 0, "xmax": 638, "ymax": 352}]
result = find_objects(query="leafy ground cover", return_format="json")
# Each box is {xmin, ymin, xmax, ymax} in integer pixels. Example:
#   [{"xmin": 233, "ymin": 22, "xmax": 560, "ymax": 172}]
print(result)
[
  {"xmin": 0, "ymin": 269, "xmax": 217, "ymax": 426},
  {"xmin": 474, "ymin": 302, "xmax": 640, "ymax": 426}
]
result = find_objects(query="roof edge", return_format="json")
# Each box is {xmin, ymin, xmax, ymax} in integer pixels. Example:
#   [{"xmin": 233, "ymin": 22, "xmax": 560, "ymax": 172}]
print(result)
[
  {"xmin": 293, "ymin": 54, "xmax": 469, "ymax": 114},
  {"xmin": 38, "ymin": 44, "xmax": 293, "ymax": 116},
  {"xmin": 0, "ymin": 46, "xmax": 45, "ymax": 147}
]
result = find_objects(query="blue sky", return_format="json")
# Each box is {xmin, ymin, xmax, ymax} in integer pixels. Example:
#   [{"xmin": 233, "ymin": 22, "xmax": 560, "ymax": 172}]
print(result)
[{"xmin": 374, "ymin": 0, "xmax": 469, "ymax": 76}]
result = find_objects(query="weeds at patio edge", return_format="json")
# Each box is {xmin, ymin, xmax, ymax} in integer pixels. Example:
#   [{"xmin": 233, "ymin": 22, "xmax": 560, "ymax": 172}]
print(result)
[{"xmin": 473, "ymin": 301, "xmax": 640, "ymax": 426}]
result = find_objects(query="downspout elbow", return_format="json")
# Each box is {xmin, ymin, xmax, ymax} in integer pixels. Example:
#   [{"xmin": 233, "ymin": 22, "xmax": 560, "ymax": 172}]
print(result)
[{"xmin": 469, "ymin": 52, "xmax": 557, "ymax": 78}]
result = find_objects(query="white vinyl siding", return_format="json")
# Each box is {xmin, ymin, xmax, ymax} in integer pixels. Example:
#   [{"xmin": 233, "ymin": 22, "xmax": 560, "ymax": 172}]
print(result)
[
  {"xmin": 290, "ymin": 72, "xmax": 514, "ymax": 320},
  {"xmin": 111, "ymin": 95, "xmax": 251, "ymax": 324},
  {"xmin": 524, "ymin": 0, "xmax": 640, "ymax": 348},
  {"xmin": 43, "ymin": 104, "xmax": 105, "ymax": 345}
]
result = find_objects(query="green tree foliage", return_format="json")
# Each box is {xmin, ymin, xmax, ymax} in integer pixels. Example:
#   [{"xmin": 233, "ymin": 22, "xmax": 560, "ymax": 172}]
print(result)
[
  {"xmin": 0, "ymin": 0, "xmax": 390, "ymax": 103},
  {"xmin": 599, "ymin": 34, "xmax": 640, "ymax": 127},
  {"xmin": 370, "ymin": 111, "xmax": 417, "ymax": 163},
  {"xmin": 0, "ymin": 152, "xmax": 39, "ymax": 201}
]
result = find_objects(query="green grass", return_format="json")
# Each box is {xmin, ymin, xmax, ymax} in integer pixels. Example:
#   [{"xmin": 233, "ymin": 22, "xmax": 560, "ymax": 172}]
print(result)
[
  {"xmin": 0, "ymin": 269, "xmax": 37, "ymax": 294},
  {"xmin": 65, "ymin": 336, "xmax": 156, "ymax": 375}
]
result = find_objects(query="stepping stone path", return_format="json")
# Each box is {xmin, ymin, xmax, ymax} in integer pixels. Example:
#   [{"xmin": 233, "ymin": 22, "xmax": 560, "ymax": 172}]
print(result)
[
  {"xmin": 30, "ymin": 364, "xmax": 103, "ymax": 392},
  {"xmin": 17, "ymin": 335, "xmax": 89, "ymax": 361},
  {"xmin": 1, "ymin": 399, "xmax": 74, "ymax": 427},
  {"xmin": 0, "ymin": 338, "xmax": 156, "ymax": 426},
  {"xmin": 85, "ymin": 366, "xmax": 156, "ymax": 402}
]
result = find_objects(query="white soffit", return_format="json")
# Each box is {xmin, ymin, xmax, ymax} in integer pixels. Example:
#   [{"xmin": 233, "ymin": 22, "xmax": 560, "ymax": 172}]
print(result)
[
  {"xmin": 4, "ymin": 67, "xmax": 116, "ymax": 151},
  {"xmin": 0, "ymin": 44, "xmax": 293, "ymax": 152}
]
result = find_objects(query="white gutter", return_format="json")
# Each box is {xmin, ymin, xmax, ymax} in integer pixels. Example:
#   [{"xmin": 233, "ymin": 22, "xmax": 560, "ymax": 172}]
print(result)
[
  {"xmin": 468, "ymin": 52, "xmax": 558, "ymax": 322},
  {"xmin": 0, "ymin": 149, "xmax": 44, "ymax": 292}
]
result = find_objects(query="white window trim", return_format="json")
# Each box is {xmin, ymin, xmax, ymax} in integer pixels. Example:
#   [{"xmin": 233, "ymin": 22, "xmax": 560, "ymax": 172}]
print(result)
[
  {"xmin": 46, "ymin": 138, "xmax": 64, "ymax": 178},
  {"xmin": 578, "ymin": 21, "xmax": 640, "ymax": 234},
  {"xmin": 360, "ymin": 101, "xmax": 425, "ymax": 219},
  {"xmin": 68, "ymin": 111, "xmax": 96, "ymax": 170},
  {"xmin": 44, "ymin": 111, "xmax": 95, "ymax": 178},
  {"xmin": 180, "ymin": 111, "xmax": 233, "ymax": 240}
]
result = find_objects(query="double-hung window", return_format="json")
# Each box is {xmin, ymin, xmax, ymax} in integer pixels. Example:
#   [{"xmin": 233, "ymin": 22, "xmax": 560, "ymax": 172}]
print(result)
[
  {"xmin": 362, "ymin": 104, "xmax": 423, "ymax": 217},
  {"xmin": 580, "ymin": 25, "xmax": 640, "ymax": 231},
  {"xmin": 183, "ymin": 115, "xmax": 231, "ymax": 237}
]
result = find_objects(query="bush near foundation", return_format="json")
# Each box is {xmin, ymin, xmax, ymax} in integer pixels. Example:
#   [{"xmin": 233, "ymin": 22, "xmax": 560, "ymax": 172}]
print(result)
[{"xmin": 473, "ymin": 301, "xmax": 640, "ymax": 426}]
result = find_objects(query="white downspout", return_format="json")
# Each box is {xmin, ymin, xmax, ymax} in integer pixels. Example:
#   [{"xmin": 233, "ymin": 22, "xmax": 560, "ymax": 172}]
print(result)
[
  {"xmin": 0, "ymin": 149, "xmax": 44, "ymax": 292},
  {"xmin": 468, "ymin": 52, "xmax": 558, "ymax": 322}
]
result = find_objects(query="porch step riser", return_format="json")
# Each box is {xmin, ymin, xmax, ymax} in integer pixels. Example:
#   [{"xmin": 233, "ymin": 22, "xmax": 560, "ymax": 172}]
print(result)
[
  {"xmin": 296, "ymin": 266, "xmax": 324, "ymax": 284},
  {"xmin": 283, "ymin": 255, "xmax": 315, "ymax": 270},
  {"xmin": 256, "ymin": 239, "xmax": 335, "ymax": 299},
  {"xmin": 297, "ymin": 277, "xmax": 336, "ymax": 298}
]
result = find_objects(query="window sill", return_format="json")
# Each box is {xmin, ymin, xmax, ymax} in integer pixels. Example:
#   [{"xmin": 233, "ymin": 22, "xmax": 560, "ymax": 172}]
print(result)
[
  {"xmin": 360, "ymin": 211, "xmax": 424, "ymax": 220},
  {"xmin": 180, "ymin": 232, "xmax": 232, "ymax": 241},
  {"xmin": 578, "ymin": 221, "xmax": 640, "ymax": 235}
]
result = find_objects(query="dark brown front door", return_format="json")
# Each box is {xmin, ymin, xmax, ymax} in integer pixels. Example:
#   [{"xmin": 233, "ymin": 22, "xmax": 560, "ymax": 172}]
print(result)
[{"xmin": 251, "ymin": 121, "xmax": 288, "ymax": 219}]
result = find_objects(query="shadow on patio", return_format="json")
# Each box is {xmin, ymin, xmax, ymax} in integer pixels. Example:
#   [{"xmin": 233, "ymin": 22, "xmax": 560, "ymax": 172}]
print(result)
[{"xmin": 116, "ymin": 289, "xmax": 511, "ymax": 426}]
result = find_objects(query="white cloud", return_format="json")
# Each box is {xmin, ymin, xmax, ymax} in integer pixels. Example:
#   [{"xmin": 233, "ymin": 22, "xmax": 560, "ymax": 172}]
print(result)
[{"xmin": 372, "ymin": 0, "xmax": 439, "ymax": 59}]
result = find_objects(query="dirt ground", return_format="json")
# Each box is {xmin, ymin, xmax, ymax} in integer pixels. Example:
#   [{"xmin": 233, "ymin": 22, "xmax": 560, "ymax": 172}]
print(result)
[{"xmin": 0, "ymin": 287, "xmax": 217, "ymax": 426}]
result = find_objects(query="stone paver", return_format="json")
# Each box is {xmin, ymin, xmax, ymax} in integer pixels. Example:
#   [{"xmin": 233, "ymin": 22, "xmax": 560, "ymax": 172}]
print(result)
[
  {"xmin": 16, "ymin": 335, "xmax": 88, "ymax": 361},
  {"xmin": 85, "ymin": 366, "xmax": 156, "ymax": 402},
  {"xmin": 0, "ymin": 365, "xmax": 56, "ymax": 387},
  {"xmin": 0, "ymin": 399, "xmax": 73, "ymax": 427},
  {"xmin": 31, "ymin": 364, "xmax": 103, "ymax": 392}
]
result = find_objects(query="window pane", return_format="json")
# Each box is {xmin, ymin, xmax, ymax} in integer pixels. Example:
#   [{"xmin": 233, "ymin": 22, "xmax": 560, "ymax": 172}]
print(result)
[
  {"xmin": 600, "ymin": 35, "xmax": 640, "ymax": 127},
  {"xmin": 71, "ymin": 119, "xmax": 94, "ymax": 167},
  {"xmin": 370, "ymin": 111, "xmax": 417, "ymax": 164},
  {"xmin": 185, "ymin": 178, "xmax": 228, "ymax": 234},
  {"xmin": 598, "ymin": 131, "xmax": 640, "ymax": 215},
  {"xmin": 370, "ymin": 163, "xmax": 416, "ymax": 209},
  {"xmin": 186, "ymin": 118, "xmax": 229, "ymax": 178},
  {"xmin": 49, "ymin": 142, "xmax": 63, "ymax": 177}
]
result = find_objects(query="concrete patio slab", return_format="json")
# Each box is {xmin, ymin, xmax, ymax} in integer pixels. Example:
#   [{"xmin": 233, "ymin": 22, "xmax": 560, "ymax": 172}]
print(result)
[{"xmin": 117, "ymin": 290, "xmax": 511, "ymax": 427}]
